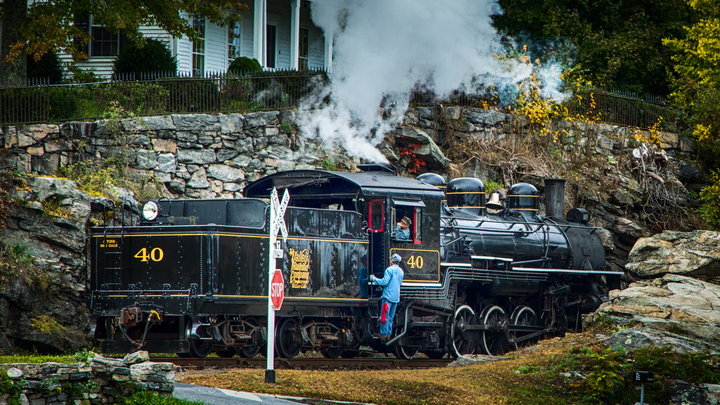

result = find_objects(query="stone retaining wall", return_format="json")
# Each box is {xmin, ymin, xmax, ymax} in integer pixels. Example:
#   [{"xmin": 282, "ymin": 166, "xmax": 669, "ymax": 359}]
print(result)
[{"xmin": 0, "ymin": 352, "xmax": 174, "ymax": 404}]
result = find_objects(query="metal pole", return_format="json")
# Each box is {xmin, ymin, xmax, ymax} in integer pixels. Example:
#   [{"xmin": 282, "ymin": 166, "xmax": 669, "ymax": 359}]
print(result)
[
  {"xmin": 265, "ymin": 190, "xmax": 276, "ymax": 384},
  {"xmin": 639, "ymin": 384, "xmax": 645, "ymax": 405}
]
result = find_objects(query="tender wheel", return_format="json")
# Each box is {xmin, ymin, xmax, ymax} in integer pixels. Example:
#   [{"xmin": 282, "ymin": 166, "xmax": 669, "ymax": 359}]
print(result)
[
  {"xmin": 480, "ymin": 305, "xmax": 510, "ymax": 356},
  {"xmin": 320, "ymin": 346, "xmax": 343, "ymax": 359},
  {"xmin": 188, "ymin": 338, "xmax": 213, "ymax": 358},
  {"xmin": 509, "ymin": 305, "xmax": 538, "ymax": 349},
  {"xmin": 340, "ymin": 349, "xmax": 358, "ymax": 359},
  {"xmin": 215, "ymin": 349, "xmax": 236, "ymax": 358},
  {"xmin": 237, "ymin": 318, "xmax": 262, "ymax": 358},
  {"xmin": 451, "ymin": 305, "xmax": 478, "ymax": 357},
  {"xmin": 276, "ymin": 318, "xmax": 301, "ymax": 358}
]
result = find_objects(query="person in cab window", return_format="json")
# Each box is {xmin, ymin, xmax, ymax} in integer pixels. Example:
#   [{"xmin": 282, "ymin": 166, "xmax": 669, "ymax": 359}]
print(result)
[
  {"xmin": 395, "ymin": 216, "xmax": 412, "ymax": 240},
  {"xmin": 370, "ymin": 253, "xmax": 404, "ymax": 339}
]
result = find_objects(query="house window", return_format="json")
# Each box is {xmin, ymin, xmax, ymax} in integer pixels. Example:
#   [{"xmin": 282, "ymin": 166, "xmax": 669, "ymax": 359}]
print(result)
[
  {"xmin": 74, "ymin": 14, "xmax": 127, "ymax": 57},
  {"xmin": 266, "ymin": 24, "xmax": 276, "ymax": 69},
  {"xmin": 192, "ymin": 15, "xmax": 206, "ymax": 75},
  {"xmin": 228, "ymin": 22, "xmax": 242, "ymax": 60},
  {"xmin": 299, "ymin": 28, "xmax": 309, "ymax": 70}
]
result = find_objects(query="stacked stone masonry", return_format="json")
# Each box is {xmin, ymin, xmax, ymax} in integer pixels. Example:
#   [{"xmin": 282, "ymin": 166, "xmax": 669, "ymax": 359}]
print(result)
[{"xmin": 0, "ymin": 352, "xmax": 175, "ymax": 404}]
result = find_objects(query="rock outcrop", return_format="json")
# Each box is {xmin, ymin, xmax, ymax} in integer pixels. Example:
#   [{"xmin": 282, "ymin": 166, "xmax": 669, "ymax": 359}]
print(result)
[
  {"xmin": 592, "ymin": 230, "xmax": 720, "ymax": 353},
  {"xmin": 625, "ymin": 230, "xmax": 720, "ymax": 283},
  {"xmin": 0, "ymin": 176, "xmax": 123, "ymax": 353}
]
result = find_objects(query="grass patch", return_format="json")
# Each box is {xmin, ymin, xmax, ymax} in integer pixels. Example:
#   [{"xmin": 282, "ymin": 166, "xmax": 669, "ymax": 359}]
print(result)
[{"xmin": 177, "ymin": 332, "xmax": 720, "ymax": 405}]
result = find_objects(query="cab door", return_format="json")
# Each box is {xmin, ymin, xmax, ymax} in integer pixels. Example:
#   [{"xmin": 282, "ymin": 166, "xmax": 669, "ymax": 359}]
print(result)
[
  {"xmin": 366, "ymin": 198, "xmax": 387, "ymax": 277},
  {"xmin": 389, "ymin": 199, "xmax": 440, "ymax": 283}
]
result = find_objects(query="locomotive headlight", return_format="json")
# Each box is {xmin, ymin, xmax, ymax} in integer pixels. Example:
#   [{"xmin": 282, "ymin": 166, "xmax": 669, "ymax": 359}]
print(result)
[{"xmin": 142, "ymin": 201, "xmax": 159, "ymax": 221}]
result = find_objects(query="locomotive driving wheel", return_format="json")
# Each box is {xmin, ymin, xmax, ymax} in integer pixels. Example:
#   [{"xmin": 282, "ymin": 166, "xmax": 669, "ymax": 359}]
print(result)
[
  {"xmin": 451, "ymin": 305, "xmax": 478, "ymax": 357},
  {"xmin": 276, "ymin": 318, "xmax": 301, "ymax": 358},
  {"xmin": 509, "ymin": 305, "xmax": 538, "ymax": 349},
  {"xmin": 480, "ymin": 305, "xmax": 511, "ymax": 355}
]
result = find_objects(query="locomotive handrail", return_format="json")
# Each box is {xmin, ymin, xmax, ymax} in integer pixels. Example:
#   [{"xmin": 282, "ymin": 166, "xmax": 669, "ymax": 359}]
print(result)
[
  {"xmin": 512, "ymin": 267, "xmax": 625, "ymax": 276},
  {"xmin": 441, "ymin": 236, "xmax": 465, "ymax": 247},
  {"xmin": 385, "ymin": 303, "xmax": 413, "ymax": 346}
]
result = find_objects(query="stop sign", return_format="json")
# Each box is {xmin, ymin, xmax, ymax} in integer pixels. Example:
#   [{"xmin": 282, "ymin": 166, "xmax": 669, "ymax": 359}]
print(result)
[{"xmin": 270, "ymin": 270, "xmax": 284, "ymax": 310}]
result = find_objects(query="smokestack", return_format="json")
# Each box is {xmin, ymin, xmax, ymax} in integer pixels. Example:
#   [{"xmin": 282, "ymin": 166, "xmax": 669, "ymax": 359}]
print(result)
[{"xmin": 544, "ymin": 178, "xmax": 566, "ymax": 219}]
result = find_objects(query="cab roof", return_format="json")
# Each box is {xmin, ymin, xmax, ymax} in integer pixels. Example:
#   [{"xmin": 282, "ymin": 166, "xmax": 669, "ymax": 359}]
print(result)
[{"xmin": 243, "ymin": 169, "xmax": 444, "ymax": 200}]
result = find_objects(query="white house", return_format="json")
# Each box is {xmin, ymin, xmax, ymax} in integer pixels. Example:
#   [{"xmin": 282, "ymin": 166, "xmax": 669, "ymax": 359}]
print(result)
[{"xmin": 63, "ymin": 0, "xmax": 331, "ymax": 78}]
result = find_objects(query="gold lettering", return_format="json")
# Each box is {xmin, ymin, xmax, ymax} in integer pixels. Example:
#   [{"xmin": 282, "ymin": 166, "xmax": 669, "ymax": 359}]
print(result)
[{"xmin": 289, "ymin": 248, "xmax": 311, "ymax": 289}]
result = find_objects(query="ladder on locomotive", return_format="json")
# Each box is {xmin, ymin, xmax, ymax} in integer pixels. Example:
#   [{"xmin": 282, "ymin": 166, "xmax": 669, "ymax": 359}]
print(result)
[{"xmin": 100, "ymin": 225, "xmax": 125, "ymax": 289}]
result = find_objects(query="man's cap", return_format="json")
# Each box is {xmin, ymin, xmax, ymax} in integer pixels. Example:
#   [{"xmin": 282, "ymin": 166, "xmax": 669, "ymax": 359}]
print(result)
[
  {"xmin": 391, "ymin": 253, "xmax": 402, "ymax": 263},
  {"xmin": 398, "ymin": 216, "xmax": 411, "ymax": 227}
]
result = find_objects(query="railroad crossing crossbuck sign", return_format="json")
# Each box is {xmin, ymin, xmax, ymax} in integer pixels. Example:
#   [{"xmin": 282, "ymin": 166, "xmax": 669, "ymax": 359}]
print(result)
[
  {"xmin": 271, "ymin": 188, "xmax": 289, "ymax": 244},
  {"xmin": 270, "ymin": 269, "xmax": 284, "ymax": 310}
]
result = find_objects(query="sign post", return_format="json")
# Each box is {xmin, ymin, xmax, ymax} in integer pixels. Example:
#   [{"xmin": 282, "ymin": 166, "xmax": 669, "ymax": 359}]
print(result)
[{"xmin": 265, "ymin": 188, "xmax": 289, "ymax": 384}]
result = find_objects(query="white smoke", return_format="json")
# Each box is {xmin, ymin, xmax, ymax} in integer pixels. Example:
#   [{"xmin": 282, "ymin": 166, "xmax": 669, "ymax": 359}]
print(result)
[{"xmin": 298, "ymin": 0, "xmax": 566, "ymax": 163}]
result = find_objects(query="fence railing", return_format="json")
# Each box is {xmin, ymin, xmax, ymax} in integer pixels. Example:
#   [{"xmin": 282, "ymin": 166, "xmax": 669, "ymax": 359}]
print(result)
[
  {"xmin": 0, "ymin": 71, "xmax": 679, "ymax": 131},
  {"xmin": 0, "ymin": 70, "xmax": 328, "ymax": 126}
]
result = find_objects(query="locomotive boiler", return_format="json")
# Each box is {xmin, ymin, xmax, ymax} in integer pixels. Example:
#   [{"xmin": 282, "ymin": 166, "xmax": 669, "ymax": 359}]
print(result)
[{"xmin": 88, "ymin": 166, "xmax": 621, "ymax": 359}]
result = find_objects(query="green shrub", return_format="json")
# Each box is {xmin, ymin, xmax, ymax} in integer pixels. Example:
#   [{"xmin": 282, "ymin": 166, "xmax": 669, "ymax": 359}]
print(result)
[
  {"xmin": 26, "ymin": 52, "xmax": 63, "ymax": 84},
  {"xmin": 228, "ymin": 57, "xmax": 262, "ymax": 74},
  {"xmin": 93, "ymin": 82, "xmax": 169, "ymax": 115},
  {"xmin": 699, "ymin": 170, "xmax": 720, "ymax": 230},
  {"xmin": 114, "ymin": 39, "xmax": 177, "ymax": 78}
]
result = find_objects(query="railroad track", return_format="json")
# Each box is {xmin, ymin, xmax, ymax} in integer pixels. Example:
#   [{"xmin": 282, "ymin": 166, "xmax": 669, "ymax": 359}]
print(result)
[{"xmin": 153, "ymin": 356, "xmax": 452, "ymax": 370}]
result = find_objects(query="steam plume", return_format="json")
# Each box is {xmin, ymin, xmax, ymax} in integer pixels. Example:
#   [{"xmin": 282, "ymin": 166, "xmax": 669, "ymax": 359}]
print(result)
[{"xmin": 298, "ymin": 0, "xmax": 565, "ymax": 162}]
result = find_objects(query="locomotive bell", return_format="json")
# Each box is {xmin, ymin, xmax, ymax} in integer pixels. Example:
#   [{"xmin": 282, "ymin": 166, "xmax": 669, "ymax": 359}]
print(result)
[
  {"xmin": 507, "ymin": 182, "xmax": 539, "ymax": 219},
  {"xmin": 446, "ymin": 177, "xmax": 485, "ymax": 216},
  {"xmin": 486, "ymin": 191, "xmax": 504, "ymax": 212}
]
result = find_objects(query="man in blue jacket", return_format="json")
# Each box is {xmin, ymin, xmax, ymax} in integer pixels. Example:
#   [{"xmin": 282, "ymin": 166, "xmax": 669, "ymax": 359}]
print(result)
[{"xmin": 370, "ymin": 253, "xmax": 404, "ymax": 339}]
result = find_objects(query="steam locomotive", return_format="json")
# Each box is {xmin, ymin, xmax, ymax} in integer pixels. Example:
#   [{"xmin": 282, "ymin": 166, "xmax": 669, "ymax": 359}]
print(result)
[{"xmin": 88, "ymin": 165, "xmax": 621, "ymax": 359}]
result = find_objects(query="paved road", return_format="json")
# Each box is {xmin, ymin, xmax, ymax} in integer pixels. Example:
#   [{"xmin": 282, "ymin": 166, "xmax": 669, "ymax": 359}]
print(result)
[{"xmin": 174, "ymin": 383, "xmax": 303, "ymax": 405}]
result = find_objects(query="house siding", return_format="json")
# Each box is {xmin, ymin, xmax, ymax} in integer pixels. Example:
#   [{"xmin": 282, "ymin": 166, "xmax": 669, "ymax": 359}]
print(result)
[{"xmin": 57, "ymin": 0, "xmax": 326, "ymax": 78}]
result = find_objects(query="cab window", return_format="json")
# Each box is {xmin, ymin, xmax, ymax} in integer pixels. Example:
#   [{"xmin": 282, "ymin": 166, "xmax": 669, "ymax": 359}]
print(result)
[{"xmin": 392, "ymin": 200, "xmax": 424, "ymax": 243}]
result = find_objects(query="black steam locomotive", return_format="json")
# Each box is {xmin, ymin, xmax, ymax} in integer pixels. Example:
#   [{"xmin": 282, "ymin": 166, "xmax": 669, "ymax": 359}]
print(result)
[{"xmin": 89, "ymin": 166, "xmax": 621, "ymax": 359}]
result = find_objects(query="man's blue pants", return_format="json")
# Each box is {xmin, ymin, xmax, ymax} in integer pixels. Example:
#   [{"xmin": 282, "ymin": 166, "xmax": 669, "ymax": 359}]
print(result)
[{"xmin": 380, "ymin": 298, "xmax": 398, "ymax": 336}]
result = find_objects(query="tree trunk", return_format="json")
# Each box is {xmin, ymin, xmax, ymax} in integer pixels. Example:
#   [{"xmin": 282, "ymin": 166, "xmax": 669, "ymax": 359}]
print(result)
[{"xmin": 0, "ymin": 0, "xmax": 28, "ymax": 85}]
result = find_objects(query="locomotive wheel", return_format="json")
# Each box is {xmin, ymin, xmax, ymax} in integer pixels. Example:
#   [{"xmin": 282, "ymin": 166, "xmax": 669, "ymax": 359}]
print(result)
[
  {"xmin": 276, "ymin": 318, "xmax": 301, "ymax": 358},
  {"xmin": 509, "ymin": 305, "xmax": 538, "ymax": 349},
  {"xmin": 188, "ymin": 338, "xmax": 213, "ymax": 358},
  {"xmin": 423, "ymin": 350, "xmax": 445, "ymax": 359},
  {"xmin": 393, "ymin": 344, "xmax": 418, "ymax": 360},
  {"xmin": 480, "ymin": 305, "xmax": 511, "ymax": 356},
  {"xmin": 451, "ymin": 305, "xmax": 478, "ymax": 357}
]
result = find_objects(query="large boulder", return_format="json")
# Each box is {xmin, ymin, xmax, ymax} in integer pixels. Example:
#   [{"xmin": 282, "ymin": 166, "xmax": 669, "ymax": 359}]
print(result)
[
  {"xmin": 0, "ymin": 175, "xmax": 126, "ymax": 353},
  {"xmin": 592, "ymin": 274, "xmax": 720, "ymax": 353},
  {"xmin": 625, "ymin": 230, "xmax": 720, "ymax": 282}
]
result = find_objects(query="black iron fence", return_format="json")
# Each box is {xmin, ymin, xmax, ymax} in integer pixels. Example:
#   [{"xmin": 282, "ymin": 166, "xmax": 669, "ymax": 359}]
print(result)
[
  {"xmin": 0, "ymin": 70, "xmax": 328, "ymax": 126},
  {"xmin": 0, "ymin": 71, "xmax": 679, "ymax": 130},
  {"xmin": 565, "ymin": 90, "xmax": 680, "ymax": 130}
]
